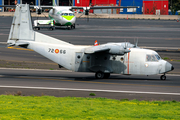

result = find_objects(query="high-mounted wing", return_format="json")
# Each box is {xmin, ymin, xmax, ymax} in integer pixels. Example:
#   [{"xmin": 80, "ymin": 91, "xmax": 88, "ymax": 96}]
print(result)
[
  {"xmin": 84, "ymin": 43, "xmax": 131, "ymax": 55},
  {"xmin": 71, "ymin": 6, "xmax": 138, "ymax": 10},
  {"xmin": 85, "ymin": 45, "xmax": 110, "ymax": 54}
]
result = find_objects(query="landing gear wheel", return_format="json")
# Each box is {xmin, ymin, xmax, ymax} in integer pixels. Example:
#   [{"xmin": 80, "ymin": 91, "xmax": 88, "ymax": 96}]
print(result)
[
  {"xmin": 95, "ymin": 71, "xmax": 104, "ymax": 79},
  {"xmin": 49, "ymin": 27, "xmax": 54, "ymax": 31},
  {"xmin": 71, "ymin": 25, "xmax": 73, "ymax": 29},
  {"xmin": 73, "ymin": 24, "xmax": 75, "ymax": 29},
  {"xmin": 104, "ymin": 73, "xmax": 110, "ymax": 79},
  {"xmin": 36, "ymin": 27, "xmax": 40, "ymax": 30},
  {"xmin": 160, "ymin": 75, "xmax": 166, "ymax": 80},
  {"xmin": 68, "ymin": 26, "xmax": 71, "ymax": 30}
]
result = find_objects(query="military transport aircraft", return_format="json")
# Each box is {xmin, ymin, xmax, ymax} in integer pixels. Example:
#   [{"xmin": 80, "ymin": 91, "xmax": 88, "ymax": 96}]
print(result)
[{"xmin": 7, "ymin": 4, "xmax": 174, "ymax": 80}]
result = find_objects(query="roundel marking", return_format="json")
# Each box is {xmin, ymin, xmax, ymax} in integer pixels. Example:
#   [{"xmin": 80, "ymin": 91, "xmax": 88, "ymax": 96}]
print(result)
[{"xmin": 55, "ymin": 49, "xmax": 59, "ymax": 54}]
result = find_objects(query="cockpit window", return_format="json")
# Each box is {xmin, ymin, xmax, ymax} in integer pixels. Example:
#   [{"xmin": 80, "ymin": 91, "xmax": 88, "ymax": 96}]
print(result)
[
  {"xmin": 146, "ymin": 55, "xmax": 151, "ymax": 61},
  {"xmin": 61, "ymin": 13, "xmax": 68, "ymax": 16},
  {"xmin": 146, "ymin": 54, "xmax": 159, "ymax": 62},
  {"xmin": 155, "ymin": 54, "xmax": 161, "ymax": 60},
  {"xmin": 61, "ymin": 13, "xmax": 74, "ymax": 16},
  {"xmin": 69, "ymin": 13, "xmax": 74, "ymax": 16}
]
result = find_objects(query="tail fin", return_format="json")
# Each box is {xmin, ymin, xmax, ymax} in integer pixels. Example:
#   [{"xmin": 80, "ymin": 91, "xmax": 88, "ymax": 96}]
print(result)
[
  {"xmin": 7, "ymin": 4, "xmax": 73, "ymax": 47},
  {"xmin": 7, "ymin": 4, "xmax": 34, "ymax": 46},
  {"xmin": 53, "ymin": 0, "xmax": 57, "ymax": 6}
]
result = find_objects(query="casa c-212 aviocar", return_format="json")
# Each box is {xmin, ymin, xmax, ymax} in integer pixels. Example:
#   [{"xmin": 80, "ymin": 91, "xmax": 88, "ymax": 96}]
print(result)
[{"xmin": 7, "ymin": 4, "xmax": 174, "ymax": 80}]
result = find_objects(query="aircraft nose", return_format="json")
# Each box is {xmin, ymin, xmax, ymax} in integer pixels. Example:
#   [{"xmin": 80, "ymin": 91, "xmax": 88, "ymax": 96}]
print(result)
[{"xmin": 165, "ymin": 62, "xmax": 174, "ymax": 72}]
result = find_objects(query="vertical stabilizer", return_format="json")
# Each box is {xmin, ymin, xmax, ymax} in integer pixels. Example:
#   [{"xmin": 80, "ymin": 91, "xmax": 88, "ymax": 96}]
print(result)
[
  {"xmin": 53, "ymin": 0, "xmax": 57, "ymax": 6},
  {"xmin": 7, "ymin": 4, "xmax": 34, "ymax": 46}
]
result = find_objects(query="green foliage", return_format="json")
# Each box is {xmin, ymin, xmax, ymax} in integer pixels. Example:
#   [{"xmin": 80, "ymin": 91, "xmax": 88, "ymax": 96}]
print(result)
[
  {"xmin": 163, "ymin": 57, "xmax": 170, "ymax": 60},
  {"xmin": 169, "ymin": 0, "xmax": 180, "ymax": 15},
  {"xmin": 120, "ymin": 98, "xmax": 129, "ymax": 101},
  {"xmin": 89, "ymin": 93, "xmax": 96, "ymax": 96},
  {"xmin": 0, "ymin": 95, "xmax": 180, "ymax": 119}
]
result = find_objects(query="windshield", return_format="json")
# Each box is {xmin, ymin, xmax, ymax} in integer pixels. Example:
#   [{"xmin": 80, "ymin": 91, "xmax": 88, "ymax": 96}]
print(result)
[
  {"xmin": 146, "ymin": 54, "xmax": 161, "ymax": 62},
  {"xmin": 61, "ymin": 13, "xmax": 74, "ymax": 16},
  {"xmin": 69, "ymin": 13, "xmax": 74, "ymax": 16},
  {"xmin": 155, "ymin": 54, "xmax": 161, "ymax": 60}
]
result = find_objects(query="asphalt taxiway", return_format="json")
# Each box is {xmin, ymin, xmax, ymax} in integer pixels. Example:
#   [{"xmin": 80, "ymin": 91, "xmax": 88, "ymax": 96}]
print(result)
[
  {"xmin": 0, "ymin": 16, "xmax": 180, "ymax": 47},
  {"xmin": 0, "ymin": 68, "xmax": 180, "ymax": 100},
  {"xmin": 0, "ymin": 16, "xmax": 180, "ymax": 100}
]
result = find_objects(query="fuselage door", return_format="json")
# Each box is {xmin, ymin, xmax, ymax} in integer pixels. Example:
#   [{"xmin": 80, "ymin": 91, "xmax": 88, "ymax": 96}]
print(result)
[{"xmin": 75, "ymin": 52, "xmax": 83, "ymax": 72}]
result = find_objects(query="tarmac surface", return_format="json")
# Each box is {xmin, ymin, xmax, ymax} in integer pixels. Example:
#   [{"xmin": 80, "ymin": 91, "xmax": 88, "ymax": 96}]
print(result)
[
  {"xmin": 0, "ymin": 16, "xmax": 180, "ymax": 100},
  {"xmin": 0, "ymin": 68, "xmax": 180, "ymax": 101}
]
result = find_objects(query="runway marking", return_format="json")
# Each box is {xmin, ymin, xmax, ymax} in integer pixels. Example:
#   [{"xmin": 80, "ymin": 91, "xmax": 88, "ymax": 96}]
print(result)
[{"xmin": 0, "ymin": 85, "xmax": 180, "ymax": 96}]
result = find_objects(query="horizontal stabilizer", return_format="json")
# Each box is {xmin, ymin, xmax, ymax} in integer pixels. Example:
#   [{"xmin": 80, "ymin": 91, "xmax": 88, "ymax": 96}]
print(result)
[{"xmin": 7, "ymin": 41, "xmax": 29, "ymax": 47}]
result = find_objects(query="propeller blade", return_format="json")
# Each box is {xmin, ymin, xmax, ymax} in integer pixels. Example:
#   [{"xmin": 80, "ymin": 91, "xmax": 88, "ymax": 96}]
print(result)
[
  {"xmin": 78, "ymin": 13, "xmax": 84, "ymax": 18},
  {"xmin": 89, "ymin": 0, "xmax": 92, "ymax": 6},
  {"xmin": 134, "ymin": 38, "xmax": 138, "ymax": 48},
  {"xmin": 87, "ymin": 15, "xmax": 89, "ymax": 22},
  {"xmin": 136, "ymin": 38, "xmax": 138, "ymax": 47}
]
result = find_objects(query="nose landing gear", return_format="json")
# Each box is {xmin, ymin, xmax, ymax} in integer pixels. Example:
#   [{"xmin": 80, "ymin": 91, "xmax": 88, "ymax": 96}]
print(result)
[{"xmin": 160, "ymin": 74, "xmax": 166, "ymax": 80}]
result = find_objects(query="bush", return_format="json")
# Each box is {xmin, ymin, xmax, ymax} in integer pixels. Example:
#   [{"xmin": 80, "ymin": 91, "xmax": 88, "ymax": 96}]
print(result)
[{"xmin": 89, "ymin": 93, "xmax": 96, "ymax": 96}]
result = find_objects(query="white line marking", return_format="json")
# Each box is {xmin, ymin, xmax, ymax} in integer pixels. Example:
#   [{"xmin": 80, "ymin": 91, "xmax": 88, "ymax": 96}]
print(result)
[
  {"xmin": 0, "ymin": 67, "xmax": 71, "ymax": 72},
  {"xmin": 0, "ymin": 42, "xmax": 7, "ymax": 44},
  {"xmin": 0, "ymin": 85, "xmax": 179, "ymax": 96}
]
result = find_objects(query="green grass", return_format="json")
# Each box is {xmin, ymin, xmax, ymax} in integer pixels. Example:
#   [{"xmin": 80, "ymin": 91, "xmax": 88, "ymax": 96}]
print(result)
[
  {"xmin": 163, "ymin": 57, "xmax": 170, "ymax": 60},
  {"xmin": 0, "ymin": 95, "xmax": 180, "ymax": 120},
  {"xmin": 162, "ymin": 57, "xmax": 180, "ymax": 62}
]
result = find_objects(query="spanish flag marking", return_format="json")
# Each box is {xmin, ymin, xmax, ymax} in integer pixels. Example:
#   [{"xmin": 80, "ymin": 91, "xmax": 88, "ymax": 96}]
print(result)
[{"xmin": 55, "ymin": 49, "xmax": 59, "ymax": 54}]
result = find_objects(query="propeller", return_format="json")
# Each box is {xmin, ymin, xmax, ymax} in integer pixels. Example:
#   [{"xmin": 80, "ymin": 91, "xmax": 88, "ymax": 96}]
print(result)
[
  {"xmin": 123, "ymin": 40, "xmax": 131, "ymax": 54},
  {"xmin": 133, "ymin": 38, "xmax": 138, "ymax": 48},
  {"xmin": 83, "ymin": 0, "xmax": 92, "ymax": 22},
  {"xmin": 34, "ymin": 6, "xmax": 42, "ymax": 15}
]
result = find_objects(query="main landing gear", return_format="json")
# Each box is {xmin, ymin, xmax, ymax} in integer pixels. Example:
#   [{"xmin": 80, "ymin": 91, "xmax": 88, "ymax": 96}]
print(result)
[
  {"xmin": 95, "ymin": 71, "xmax": 110, "ymax": 79},
  {"xmin": 67, "ymin": 24, "xmax": 75, "ymax": 30},
  {"xmin": 160, "ymin": 74, "xmax": 166, "ymax": 80}
]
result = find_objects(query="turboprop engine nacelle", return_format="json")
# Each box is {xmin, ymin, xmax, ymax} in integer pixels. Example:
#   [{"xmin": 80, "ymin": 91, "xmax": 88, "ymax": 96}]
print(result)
[
  {"xmin": 108, "ymin": 45, "xmax": 130, "ymax": 55},
  {"xmin": 34, "ymin": 6, "xmax": 42, "ymax": 15}
]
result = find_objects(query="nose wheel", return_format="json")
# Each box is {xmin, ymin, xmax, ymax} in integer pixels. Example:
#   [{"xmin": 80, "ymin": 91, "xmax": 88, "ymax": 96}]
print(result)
[{"xmin": 160, "ymin": 74, "xmax": 166, "ymax": 80}]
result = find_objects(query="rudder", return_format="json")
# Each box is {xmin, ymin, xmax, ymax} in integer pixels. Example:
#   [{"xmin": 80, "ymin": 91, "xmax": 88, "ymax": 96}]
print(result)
[
  {"xmin": 7, "ymin": 4, "xmax": 34, "ymax": 46},
  {"xmin": 53, "ymin": 0, "xmax": 57, "ymax": 6}
]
